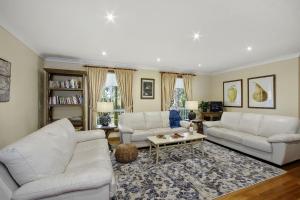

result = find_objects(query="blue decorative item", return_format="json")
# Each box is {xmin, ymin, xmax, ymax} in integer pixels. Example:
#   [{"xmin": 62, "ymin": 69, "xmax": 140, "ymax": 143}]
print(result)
[{"xmin": 169, "ymin": 110, "xmax": 182, "ymax": 128}]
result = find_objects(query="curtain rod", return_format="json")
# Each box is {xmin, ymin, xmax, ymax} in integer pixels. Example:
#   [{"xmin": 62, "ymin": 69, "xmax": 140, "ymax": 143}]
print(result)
[
  {"xmin": 84, "ymin": 65, "xmax": 137, "ymax": 71},
  {"xmin": 160, "ymin": 71, "xmax": 196, "ymax": 76}
]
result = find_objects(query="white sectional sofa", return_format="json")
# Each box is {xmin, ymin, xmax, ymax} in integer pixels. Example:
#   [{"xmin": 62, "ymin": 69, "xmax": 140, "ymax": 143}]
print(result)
[
  {"xmin": 0, "ymin": 119, "xmax": 115, "ymax": 200},
  {"xmin": 119, "ymin": 111, "xmax": 190, "ymax": 147},
  {"xmin": 203, "ymin": 112, "xmax": 300, "ymax": 165}
]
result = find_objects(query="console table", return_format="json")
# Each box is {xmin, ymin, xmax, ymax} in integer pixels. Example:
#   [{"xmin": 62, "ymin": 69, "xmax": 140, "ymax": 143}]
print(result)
[{"xmin": 201, "ymin": 112, "xmax": 223, "ymax": 121}]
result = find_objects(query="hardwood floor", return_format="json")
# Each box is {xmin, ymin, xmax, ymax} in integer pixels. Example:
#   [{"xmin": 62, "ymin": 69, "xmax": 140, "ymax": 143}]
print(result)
[{"xmin": 109, "ymin": 136, "xmax": 300, "ymax": 199}]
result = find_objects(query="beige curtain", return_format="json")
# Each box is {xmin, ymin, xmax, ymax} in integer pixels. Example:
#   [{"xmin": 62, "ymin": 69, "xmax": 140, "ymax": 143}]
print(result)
[
  {"xmin": 115, "ymin": 69, "xmax": 134, "ymax": 112},
  {"xmin": 182, "ymin": 74, "xmax": 193, "ymax": 100},
  {"xmin": 161, "ymin": 73, "xmax": 177, "ymax": 111},
  {"xmin": 87, "ymin": 67, "xmax": 108, "ymax": 129}
]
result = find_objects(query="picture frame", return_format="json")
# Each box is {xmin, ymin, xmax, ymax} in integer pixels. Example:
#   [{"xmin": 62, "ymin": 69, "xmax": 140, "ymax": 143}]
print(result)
[
  {"xmin": 248, "ymin": 74, "xmax": 276, "ymax": 109},
  {"xmin": 0, "ymin": 58, "xmax": 11, "ymax": 102},
  {"xmin": 223, "ymin": 79, "xmax": 243, "ymax": 107},
  {"xmin": 141, "ymin": 78, "xmax": 155, "ymax": 99}
]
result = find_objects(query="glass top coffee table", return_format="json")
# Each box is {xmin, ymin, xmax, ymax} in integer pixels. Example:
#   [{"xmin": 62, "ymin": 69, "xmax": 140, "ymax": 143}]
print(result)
[{"xmin": 147, "ymin": 132, "xmax": 206, "ymax": 164}]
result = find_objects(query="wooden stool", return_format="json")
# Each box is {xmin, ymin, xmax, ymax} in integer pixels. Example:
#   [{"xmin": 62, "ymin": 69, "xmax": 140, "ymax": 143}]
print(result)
[{"xmin": 115, "ymin": 144, "xmax": 138, "ymax": 163}]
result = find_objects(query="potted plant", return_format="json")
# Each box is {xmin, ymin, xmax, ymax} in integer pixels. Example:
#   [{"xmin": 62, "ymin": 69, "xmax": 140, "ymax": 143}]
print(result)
[{"xmin": 199, "ymin": 101, "xmax": 209, "ymax": 112}]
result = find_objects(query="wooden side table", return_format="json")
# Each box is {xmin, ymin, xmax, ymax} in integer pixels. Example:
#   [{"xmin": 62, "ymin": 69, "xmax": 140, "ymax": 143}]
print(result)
[
  {"xmin": 95, "ymin": 124, "xmax": 117, "ymax": 151},
  {"xmin": 191, "ymin": 120, "xmax": 203, "ymax": 134},
  {"xmin": 201, "ymin": 112, "xmax": 223, "ymax": 121}
]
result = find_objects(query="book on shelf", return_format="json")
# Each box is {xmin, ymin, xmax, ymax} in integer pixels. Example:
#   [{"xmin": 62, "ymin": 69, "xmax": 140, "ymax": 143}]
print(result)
[
  {"xmin": 49, "ymin": 95, "xmax": 83, "ymax": 105},
  {"xmin": 49, "ymin": 79, "xmax": 82, "ymax": 89}
]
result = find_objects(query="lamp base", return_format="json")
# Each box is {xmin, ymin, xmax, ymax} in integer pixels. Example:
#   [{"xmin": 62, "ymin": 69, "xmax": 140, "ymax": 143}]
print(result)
[
  {"xmin": 188, "ymin": 110, "xmax": 196, "ymax": 120},
  {"xmin": 99, "ymin": 113, "xmax": 111, "ymax": 126}
]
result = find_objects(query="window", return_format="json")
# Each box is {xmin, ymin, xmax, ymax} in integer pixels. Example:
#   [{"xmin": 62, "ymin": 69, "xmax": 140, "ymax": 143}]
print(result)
[
  {"xmin": 171, "ymin": 78, "xmax": 188, "ymax": 119},
  {"xmin": 98, "ymin": 73, "xmax": 124, "ymax": 126}
]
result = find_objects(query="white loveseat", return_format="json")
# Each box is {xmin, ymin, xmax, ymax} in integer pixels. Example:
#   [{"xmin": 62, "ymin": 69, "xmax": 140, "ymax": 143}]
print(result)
[
  {"xmin": 203, "ymin": 112, "xmax": 300, "ymax": 165},
  {"xmin": 0, "ymin": 119, "xmax": 115, "ymax": 200},
  {"xmin": 119, "ymin": 111, "xmax": 190, "ymax": 147}
]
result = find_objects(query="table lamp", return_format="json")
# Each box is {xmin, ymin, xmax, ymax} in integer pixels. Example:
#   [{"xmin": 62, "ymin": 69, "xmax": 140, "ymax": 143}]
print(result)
[
  {"xmin": 185, "ymin": 101, "xmax": 198, "ymax": 120},
  {"xmin": 97, "ymin": 102, "xmax": 114, "ymax": 126}
]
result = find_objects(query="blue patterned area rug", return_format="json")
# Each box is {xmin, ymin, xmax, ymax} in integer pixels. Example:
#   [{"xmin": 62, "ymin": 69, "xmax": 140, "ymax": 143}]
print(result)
[{"xmin": 112, "ymin": 141, "xmax": 285, "ymax": 200}]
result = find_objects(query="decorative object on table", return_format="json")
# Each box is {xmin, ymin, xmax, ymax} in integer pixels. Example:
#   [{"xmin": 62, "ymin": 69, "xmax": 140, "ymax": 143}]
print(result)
[
  {"xmin": 156, "ymin": 135, "xmax": 166, "ymax": 139},
  {"xmin": 112, "ymin": 141, "xmax": 285, "ymax": 200},
  {"xmin": 248, "ymin": 75, "xmax": 276, "ymax": 109},
  {"xmin": 199, "ymin": 101, "xmax": 209, "ymax": 112},
  {"xmin": 141, "ymin": 78, "xmax": 155, "ymax": 99},
  {"xmin": 171, "ymin": 133, "xmax": 184, "ymax": 139},
  {"xmin": 115, "ymin": 144, "xmax": 138, "ymax": 163},
  {"xmin": 185, "ymin": 101, "xmax": 198, "ymax": 120},
  {"xmin": 169, "ymin": 110, "xmax": 182, "ymax": 128},
  {"xmin": 0, "ymin": 58, "xmax": 11, "ymax": 102},
  {"xmin": 97, "ymin": 102, "xmax": 113, "ymax": 126},
  {"xmin": 189, "ymin": 123, "xmax": 194, "ymax": 133},
  {"xmin": 223, "ymin": 79, "xmax": 243, "ymax": 107}
]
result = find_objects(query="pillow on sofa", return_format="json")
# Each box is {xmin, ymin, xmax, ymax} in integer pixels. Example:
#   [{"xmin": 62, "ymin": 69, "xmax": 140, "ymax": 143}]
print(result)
[
  {"xmin": 0, "ymin": 119, "xmax": 75, "ymax": 185},
  {"xmin": 169, "ymin": 110, "xmax": 182, "ymax": 128}
]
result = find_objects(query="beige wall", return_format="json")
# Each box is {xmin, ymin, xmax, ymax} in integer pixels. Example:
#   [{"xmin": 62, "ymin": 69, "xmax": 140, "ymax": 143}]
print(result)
[
  {"xmin": 0, "ymin": 26, "xmax": 42, "ymax": 148},
  {"xmin": 210, "ymin": 58, "xmax": 300, "ymax": 117},
  {"xmin": 45, "ymin": 61, "xmax": 211, "ymax": 113}
]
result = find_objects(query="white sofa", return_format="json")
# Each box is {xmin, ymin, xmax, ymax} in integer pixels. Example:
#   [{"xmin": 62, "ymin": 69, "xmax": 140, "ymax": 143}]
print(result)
[
  {"xmin": 0, "ymin": 119, "xmax": 115, "ymax": 200},
  {"xmin": 203, "ymin": 112, "xmax": 300, "ymax": 165},
  {"xmin": 119, "ymin": 111, "xmax": 190, "ymax": 147}
]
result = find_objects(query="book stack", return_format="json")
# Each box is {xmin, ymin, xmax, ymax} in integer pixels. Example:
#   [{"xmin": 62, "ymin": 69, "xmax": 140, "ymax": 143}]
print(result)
[
  {"xmin": 49, "ymin": 95, "xmax": 83, "ymax": 105},
  {"xmin": 49, "ymin": 79, "xmax": 81, "ymax": 89}
]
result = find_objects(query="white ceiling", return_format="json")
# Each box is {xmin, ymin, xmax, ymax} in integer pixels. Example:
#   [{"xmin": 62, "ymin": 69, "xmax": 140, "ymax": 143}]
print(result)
[{"xmin": 0, "ymin": 0, "xmax": 299, "ymax": 73}]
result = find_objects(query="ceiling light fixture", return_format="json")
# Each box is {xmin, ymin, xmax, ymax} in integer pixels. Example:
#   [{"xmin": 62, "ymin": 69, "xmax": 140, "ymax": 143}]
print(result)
[
  {"xmin": 156, "ymin": 58, "xmax": 161, "ymax": 62},
  {"xmin": 193, "ymin": 32, "xmax": 202, "ymax": 41},
  {"xmin": 105, "ymin": 11, "xmax": 116, "ymax": 23},
  {"xmin": 102, "ymin": 51, "xmax": 107, "ymax": 56},
  {"xmin": 247, "ymin": 46, "xmax": 253, "ymax": 52}
]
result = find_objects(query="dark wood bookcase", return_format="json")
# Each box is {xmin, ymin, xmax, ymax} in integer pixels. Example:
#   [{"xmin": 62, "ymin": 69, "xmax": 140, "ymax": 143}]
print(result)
[{"xmin": 43, "ymin": 68, "xmax": 87, "ymax": 130}]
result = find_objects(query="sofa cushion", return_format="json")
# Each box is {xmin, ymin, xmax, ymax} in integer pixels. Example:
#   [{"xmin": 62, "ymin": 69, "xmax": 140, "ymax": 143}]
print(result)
[
  {"xmin": 258, "ymin": 115, "xmax": 299, "ymax": 137},
  {"xmin": 120, "ymin": 112, "xmax": 146, "ymax": 130},
  {"xmin": 221, "ymin": 112, "xmax": 242, "ymax": 130},
  {"xmin": 206, "ymin": 127, "xmax": 243, "ymax": 144},
  {"xmin": 238, "ymin": 113, "xmax": 263, "ymax": 135},
  {"xmin": 161, "ymin": 111, "xmax": 170, "ymax": 128},
  {"xmin": 131, "ymin": 130, "xmax": 153, "ymax": 142},
  {"xmin": 151, "ymin": 127, "xmax": 187, "ymax": 136},
  {"xmin": 241, "ymin": 134, "xmax": 272, "ymax": 153},
  {"xmin": 144, "ymin": 112, "xmax": 163, "ymax": 129}
]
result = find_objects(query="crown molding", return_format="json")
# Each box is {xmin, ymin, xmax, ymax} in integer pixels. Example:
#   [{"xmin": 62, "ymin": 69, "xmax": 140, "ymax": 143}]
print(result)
[{"xmin": 211, "ymin": 52, "xmax": 300, "ymax": 75}]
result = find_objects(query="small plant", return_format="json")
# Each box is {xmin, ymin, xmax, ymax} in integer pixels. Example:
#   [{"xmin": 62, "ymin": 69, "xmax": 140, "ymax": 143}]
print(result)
[{"xmin": 199, "ymin": 101, "xmax": 209, "ymax": 112}]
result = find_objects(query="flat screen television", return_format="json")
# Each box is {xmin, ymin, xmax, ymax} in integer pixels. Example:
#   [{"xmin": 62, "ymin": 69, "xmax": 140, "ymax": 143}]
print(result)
[{"xmin": 210, "ymin": 101, "xmax": 223, "ymax": 112}]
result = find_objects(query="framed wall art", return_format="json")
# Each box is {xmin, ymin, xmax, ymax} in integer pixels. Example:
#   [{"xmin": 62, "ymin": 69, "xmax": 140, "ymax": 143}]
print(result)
[
  {"xmin": 141, "ymin": 78, "xmax": 155, "ymax": 99},
  {"xmin": 0, "ymin": 58, "xmax": 11, "ymax": 102},
  {"xmin": 223, "ymin": 79, "xmax": 243, "ymax": 107},
  {"xmin": 248, "ymin": 74, "xmax": 276, "ymax": 109}
]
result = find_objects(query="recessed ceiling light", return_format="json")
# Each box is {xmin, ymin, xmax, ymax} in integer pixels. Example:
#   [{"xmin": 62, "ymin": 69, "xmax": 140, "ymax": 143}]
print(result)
[
  {"xmin": 247, "ymin": 46, "xmax": 253, "ymax": 51},
  {"xmin": 193, "ymin": 32, "xmax": 202, "ymax": 41},
  {"xmin": 105, "ymin": 11, "xmax": 116, "ymax": 23},
  {"xmin": 102, "ymin": 51, "xmax": 107, "ymax": 56},
  {"xmin": 156, "ymin": 58, "xmax": 161, "ymax": 62},
  {"xmin": 198, "ymin": 64, "xmax": 202, "ymax": 67}
]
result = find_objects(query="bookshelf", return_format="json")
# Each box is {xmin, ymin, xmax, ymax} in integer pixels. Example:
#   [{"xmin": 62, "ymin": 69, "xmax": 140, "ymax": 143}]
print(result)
[{"xmin": 43, "ymin": 68, "xmax": 87, "ymax": 130}]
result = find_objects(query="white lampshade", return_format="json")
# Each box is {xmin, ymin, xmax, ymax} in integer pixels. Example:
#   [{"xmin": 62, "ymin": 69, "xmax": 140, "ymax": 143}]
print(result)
[
  {"xmin": 185, "ymin": 101, "xmax": 198, "ymax": 110},
  {"xmin": 97, "ymin": 102, "xmax": 114, "ymax": 113}
]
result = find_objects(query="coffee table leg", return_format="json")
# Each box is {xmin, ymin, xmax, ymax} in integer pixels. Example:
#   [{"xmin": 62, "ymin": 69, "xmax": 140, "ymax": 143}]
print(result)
[
  {"xmin": 149, "ymin": 143, "xmax": 152, "ymax": 156},
  {"xmin": 156, "ymin": 144, "xmax": 160, "ymax": 164},
  {"xmin": 201, "ymin": 139, "xmax": 204, "ymax": 156},
  {"xmin": 191, "ymin": 143, "xmax": 194, "ymax": 158}
]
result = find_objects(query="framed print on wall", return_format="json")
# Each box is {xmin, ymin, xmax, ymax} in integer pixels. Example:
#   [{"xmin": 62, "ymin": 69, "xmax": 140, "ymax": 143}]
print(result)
[
  {"xmin": 248, "ymin": 74, "xmax": 276, "ymax": 109},
  {"xmin": 0, "ymin": 58, "xmax": 11, "ymax": 102},
  {"xmin": 141, "ymin": 78, "xmax": 155, "ymax": 99},
  {"xmin": 223, "ymin": 79, "xmax": 243, "ymax": 107}
]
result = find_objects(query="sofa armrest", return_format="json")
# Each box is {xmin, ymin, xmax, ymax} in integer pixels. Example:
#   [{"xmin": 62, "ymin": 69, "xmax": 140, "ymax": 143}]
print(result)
[
  {"xmin": 118, "ymin": 124, "xmax": 134, "ymax": 134},
  {"xmin": 12, "ymin": 167, "xmax": 111, "ymax": 200},
  {"xmin": 267, "ymin": 134, "xmax": 300, "ymax": 143},
  {"xmin": 180, "ymin": 121, "xmax": 191, "ymax": 129},
  {"xmin": 203, "ymin": 121, "xmax": 222, "ymax": 128},
  {"xmin": 75, "ymin": 130, "xmax": 106, "ymax": 142}
]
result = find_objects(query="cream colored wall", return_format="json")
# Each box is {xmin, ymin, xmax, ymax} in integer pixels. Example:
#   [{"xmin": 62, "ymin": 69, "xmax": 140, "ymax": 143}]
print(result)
[
  {"xmin": 0, "ymin": 26, "xmax": 42, "ymax": 148},
  {"xmin": 210, "ymin": 58, "xmax": 300, "ymax": 117}
]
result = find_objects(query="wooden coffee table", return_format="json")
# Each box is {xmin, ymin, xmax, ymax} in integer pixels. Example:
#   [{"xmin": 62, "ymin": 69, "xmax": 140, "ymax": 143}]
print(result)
[{"xmin": 147, "ymin": 133, "xmax": 206, "ymax": 164}]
